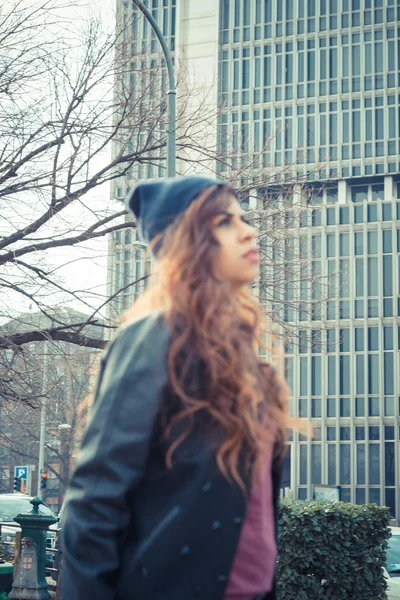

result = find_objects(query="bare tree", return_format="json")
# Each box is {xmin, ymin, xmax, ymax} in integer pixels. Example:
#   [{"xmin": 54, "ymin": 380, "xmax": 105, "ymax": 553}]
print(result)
[
  {"xmin": 0, "ymin": 0, "xmax": 334, "ymax": 434},
  {"xmin": 0, "ymin": 308, "xmax": 100, "ymax": 507},
  {"xmin": 0, "ymin": 0, "xmax": 232, "ymax": 354}
]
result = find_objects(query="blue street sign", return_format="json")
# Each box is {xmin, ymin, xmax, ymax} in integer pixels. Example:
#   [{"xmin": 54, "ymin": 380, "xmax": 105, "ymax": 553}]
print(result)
[{"xmin": 15, "ymin": 466, "xmax": 28, "ymax": 480}]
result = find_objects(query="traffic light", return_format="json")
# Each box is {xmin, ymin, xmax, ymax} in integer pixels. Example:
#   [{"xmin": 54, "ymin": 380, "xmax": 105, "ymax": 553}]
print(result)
[
  {"xmin": 40, "ymin": 472, "xmax": 47, "ymax": 490},
  {"xmin": 13, "ymin": 476, "xmax": 21, "ymax": 492}
]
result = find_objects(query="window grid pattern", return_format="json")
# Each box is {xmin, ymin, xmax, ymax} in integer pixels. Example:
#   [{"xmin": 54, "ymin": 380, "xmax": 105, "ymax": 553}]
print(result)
[
  {"xmin": 283, "ymin": 181, "xmax": 400, "ymax": 518},
  {"xmin": 218, "ymin": 0, "xmax": 400, "ymax": 179}
]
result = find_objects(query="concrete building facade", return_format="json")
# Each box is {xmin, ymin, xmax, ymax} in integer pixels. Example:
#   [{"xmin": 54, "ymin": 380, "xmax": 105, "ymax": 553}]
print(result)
[{"xmin": 110, "ymin": 0, "xmax": 400, "ymax": 522}]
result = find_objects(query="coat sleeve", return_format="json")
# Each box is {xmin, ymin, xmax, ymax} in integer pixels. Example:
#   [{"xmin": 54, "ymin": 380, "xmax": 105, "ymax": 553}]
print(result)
[{"xmin": 59, "ymin": 312, "xmax": 169, "ymax": 600}]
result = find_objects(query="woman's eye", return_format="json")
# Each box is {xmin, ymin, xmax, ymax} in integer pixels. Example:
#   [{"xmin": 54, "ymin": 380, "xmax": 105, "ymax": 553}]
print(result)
[{"xmin": 217, "ymin": 217, "xmax": 231, "ymax": 227}]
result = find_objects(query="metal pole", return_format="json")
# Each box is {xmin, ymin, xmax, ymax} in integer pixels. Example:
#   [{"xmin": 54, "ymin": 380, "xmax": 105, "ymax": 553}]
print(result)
[
  {"xmin": 37, "ymin": 352, "xmax": 47, "ymax": 499},
  {"xmin": 132, "ymin": 0, "xmax": 176, "ymax": 177}
]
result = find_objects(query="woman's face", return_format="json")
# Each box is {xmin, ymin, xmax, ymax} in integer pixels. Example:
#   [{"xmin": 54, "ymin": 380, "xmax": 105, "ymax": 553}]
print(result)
[{"xmin": 211, "ymin": 197, "xmax": 259, "ymax": 288}]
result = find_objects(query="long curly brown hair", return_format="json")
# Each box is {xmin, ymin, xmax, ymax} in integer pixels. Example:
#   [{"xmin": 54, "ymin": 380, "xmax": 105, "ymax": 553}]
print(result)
[{"xmin": 124, "ymin": 184, "xmax": 293, "ymax": 489}]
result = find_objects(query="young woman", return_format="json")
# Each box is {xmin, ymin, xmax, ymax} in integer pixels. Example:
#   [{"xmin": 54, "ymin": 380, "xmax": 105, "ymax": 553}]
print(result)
[{"xmin": 60, "ymin": 176, "xmax": 291, "ymax": 600}]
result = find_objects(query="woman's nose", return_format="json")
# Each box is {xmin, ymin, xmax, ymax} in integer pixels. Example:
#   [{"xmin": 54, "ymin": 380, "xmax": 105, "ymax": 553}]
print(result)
[{"xmin": 239, "ymin": 221, "xmax": 256, "ymax": 241}]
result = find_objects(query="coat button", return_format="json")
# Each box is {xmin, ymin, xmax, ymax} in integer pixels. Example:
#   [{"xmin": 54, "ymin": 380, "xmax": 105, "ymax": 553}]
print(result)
[
  {"xmin": 217, "ymin": 575, "xmax": 228, "ymax": 583},
  {"xmin": 211, "ymin": 520, "xmax": 221, "ymax": 530},
  {"xmin": 233, "ymin": 516, "xmax": 243, "ymax": 525},
  {"xmin": 180, "ymin": 545, "xmax": 190, "ymax": 555},
  {"xmin": 202, "ymin": 481, "xmax": 212, "ymax": 492}
]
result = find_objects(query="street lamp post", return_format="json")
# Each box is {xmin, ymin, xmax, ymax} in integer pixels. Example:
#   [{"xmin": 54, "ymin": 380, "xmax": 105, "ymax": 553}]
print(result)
[
  {"xmin": 37, "ymin": 352, "xmax": 48, "ymax": 499},
  {"xmin": 132, "ymin": 0, "xmax": 176, "ymax": 177}
]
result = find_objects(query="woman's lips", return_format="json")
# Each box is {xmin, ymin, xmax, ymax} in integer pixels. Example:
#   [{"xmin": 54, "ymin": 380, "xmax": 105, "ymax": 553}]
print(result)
[{"xmin": 243, "ymin": 249, "xmax": 259, "ymax": 263}]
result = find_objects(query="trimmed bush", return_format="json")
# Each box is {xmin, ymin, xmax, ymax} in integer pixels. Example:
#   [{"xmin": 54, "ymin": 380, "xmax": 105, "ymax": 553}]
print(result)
[{"xmin": 277, "ymin": 499, "xmax": 391, "ymax": 600}]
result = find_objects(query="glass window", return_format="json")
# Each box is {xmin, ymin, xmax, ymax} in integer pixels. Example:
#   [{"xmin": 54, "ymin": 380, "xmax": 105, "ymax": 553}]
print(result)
[
  {"xmin": 368, "ymin": 298, "xmax": 378, "ymax": 318},
  {"xmin": 264, "ymin": 0, "xmax": 272, "ymax": 21},
  {"xmin": 384, "ymin": 327, "xmax": 393, "ymax": 350},
  {"xmin": 351, "ymin": 45, "xmax": 360, "ymax": 76},
  {"xmin": 382, "ymin": 230, "xmax": 392, "ymax": 253},
  {"xmin": 384, "ymin": 353, "xmax": 394, "ymax": 395},
  {"xmin": 329, "ymin": 114, "xmax": 337, "ymax": 144},
  {"xmin": 340, "ymin": 355, "xmax": 350, "ymax": 394},
  {"xmin": 375, "ymin": 109, "xmax": 384, "ymax": 140},
  {"xmin": 328, "ymin": 445, "xmax": 336, "ymax": 485},
  {"xmin": 384, "ymin": 396, "xmax": 394, "ymax": 417},
  {"xmin": 340, "ymin": 259, "xmax": 349, "ymax": 297},
  {"xmin": 285, "ymin": 54, "xmax": 293, "ymax": 84},
  {"xmin": 352, "ymin": 112, "xmax": 360, "ymax": 142},
  {"xmin": 312, "ymin": 398, "xmax": 321, "ymax": 418},
  {"xmin": 367, "ymin": 204, "xmax": 378, "ymax": 223},
  {"xmin": 356, "ymin": 258, "xmax": 364, "ymax": 298},
  {"xmin": 326, "ymin": 187, "xmax": 338, "ymax": 203},
  {"xmin": 383, "ymin": 256, "xmax": 392, "ymax": 297},
  {"xmin": 356, "ymin": 426, "xmax": 365, "ymax": 441},
  {"xmin": 367, "ymin": 231, "xmax": 378, "ymax": 254},
  {"xmin": 329, "ymin": 48, "xmax": 337, "ymax": 78},
  {"xmin": 298, "ymin": 487, "xmax": 307, "ymax": 500},
  {"xmin": 368, "ymin": 257, "xmax": 378, "ymax": 295},
  {"xmin": 351, "ymin": 185, "xmax": 368, "ymax": 202},
  {"xmin": 299, "ymin": 445, "xmax": 307, "ymax": 485},
  {"xmin": 307, "ymin": 50, "xmax": 315, "ymax": 81},
  {"xmin": 369, "ymin": 488, "xmax": 380, "ymax": 505},
  {"xmin": 327, "ymin": 397, "xmax": 336, "ymax": 417},
  {"xmin": 371, "ymin": 184, "xmax": 384, "ymax": 201},
  {"xmin": 340, "ymin": 328, "xmax": 350, "ymax": 352},
  {"xmin": 385, "ymin": 442, "xmax": 395, "ymax": 494},
  {"xmin": 369, "ymin": 444, "xmax": 380, "ymax": 485},
  {"xmin": 299, "ymin": 398, "xmax": 308, "ymax": 417},
  {"xmin": 242, "ymin": 59, "xmax": 250, "ymax": 89},
  {"xmin": 368, "ymin": 396, "xmax": 379, "ymax": 418},
  {"xmin": 264, "ymin": 56, "xmax": 271, "ymax": 85},
  {"xmin": 300, "ymin": 357, "xmax": 308, "ymax": 395},
  {"xmin": 355, "ymin": 397, "xmax": 364, "ymax": 417},
  {"xmin": 340, "ymin": 398, "xmax": 350, "ymax": 417},
  {"xmin": 327, "ymin": 426, "xmax": 336, "ymax": 441},
  {"xmin": 354, "ymin": 232, "xmax": 363, "ymax": 255},
  {"xmin": 339, "ymin": 207, "xmax": 349, "ymax": 224},
  {"xmin": 369, "ymin": 426, "xmax": 380, "ymax": 440},
  {"xmin": 327, "ymin": 234, "xmax": 335, "ymax": 257},
  {"xmin": 368, "ymin": 356, "xmax": 379, "ymax": 395},
  {"xmin": 327, "ymin": 329, "xmax": 336, "ymax": 351},
  {"xmin": 354, "ymin": 299, "xmax": 363, "ymax": 318},
  {"xmin": 357, "ymin": 445, "xmax": 365, "ymax": 484},
  {"xmin": 385, "ymin": 426, "xmax": 395, "ymax": 441},
  {"xmin": 326, "ymin": 207, "xmax": 335, "ymax": 225},
  {"xmin": 355, "ymin": 328, "xmax": 364, "ymax": 351},
  {"xmin": 339, "ymin": 233, "xmax": 349, "ymax": 256},
  {"xmin": 299, "ymin": 330, "xmax": 308, "ymax": 353},
  {"xmin": 356, "ymin": 355, "xmax": 364, "ymax": 394},
  {"xmin": 340, "ymin": 426, "xmax": 350, "ymax": 440},
  {"xmin": 368, "ymin": 327, "xmax": 378, "ymax": 351},
  {"xmin": 342, "ymin": 113, "xmax": 349, "ymax": 144},
  {"xmin": 374, "ymin": 42, "xmax": 383, "ymax": 73},
  {"xmin": 311, "ymin": 444, "xmax": 321, "ymax": 484},
  {"xmin": 312, "ymin": 357, "xmax": 321, "ymax": 396},
  {"xmin": 340, "ymin": 445, "xmax": 351, "ymax": 484}
]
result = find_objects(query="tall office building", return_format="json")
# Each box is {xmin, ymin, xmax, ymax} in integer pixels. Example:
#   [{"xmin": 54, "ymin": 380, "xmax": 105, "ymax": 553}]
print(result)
[{"xmin": 109, "ymin": 0, "xmax": 400, "ymax": 522}]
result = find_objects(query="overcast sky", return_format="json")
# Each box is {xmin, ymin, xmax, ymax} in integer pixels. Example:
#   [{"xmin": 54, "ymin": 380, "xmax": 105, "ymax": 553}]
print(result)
[
  {"xmin": 2, "ymin": 0, "xmax": 124, "ymax": 321},
  {"xmin": 47, "ymin": 0, "xmax": 119, "ymax": 318}
]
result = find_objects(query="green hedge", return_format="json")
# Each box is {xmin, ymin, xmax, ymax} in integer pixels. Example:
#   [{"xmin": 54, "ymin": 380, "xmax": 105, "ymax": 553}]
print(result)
[{"xmin": 277, "ymin": 499, "xmax": 391, "ymax": 600}]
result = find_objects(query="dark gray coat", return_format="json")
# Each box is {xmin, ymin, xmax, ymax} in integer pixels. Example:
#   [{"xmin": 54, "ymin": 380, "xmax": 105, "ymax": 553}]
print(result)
[{"xmin": 60, "ymin": 311, "xmax": 281, "ymax": 600}]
